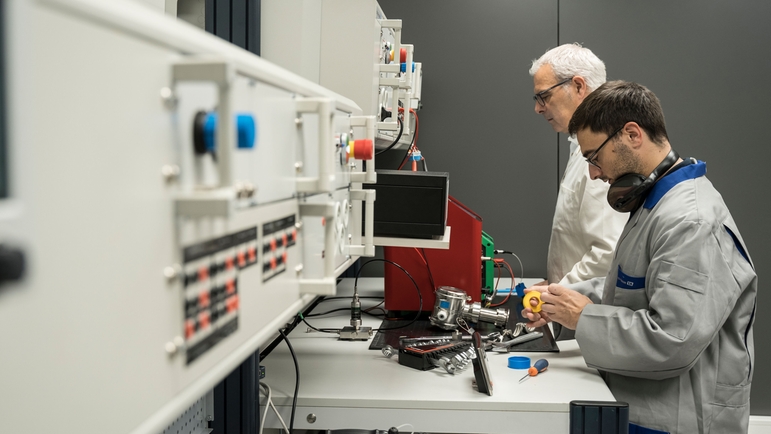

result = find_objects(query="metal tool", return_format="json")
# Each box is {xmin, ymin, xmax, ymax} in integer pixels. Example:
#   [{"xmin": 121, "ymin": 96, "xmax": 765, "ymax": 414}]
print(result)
[
  {"xmin": 398, "ymin": 331, "xmax": 501, "ymax": 346},
  {"xmin": 491, "ymin": 331, "xmax": 543, "ymax": 353},
  {"xmin": 519, "ymin": 358, "xmax": 549, "ymax": 383}
]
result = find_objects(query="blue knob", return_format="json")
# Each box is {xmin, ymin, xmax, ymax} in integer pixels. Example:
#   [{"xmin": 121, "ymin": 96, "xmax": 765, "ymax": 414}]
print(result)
[
  {"xmin": 203, "ymin": 112, "xmax": 217, "ymax": 152},
  {"xmin": 236, "ymin": 113, "xmax": 257, "ymax": 149},
  {"xmin": 201, "ymin": 112, "xmax": 257, "ymax": 151},
  {"xmin": 400, "ymin": 62, "xmax": 416, "ymax": 73}
]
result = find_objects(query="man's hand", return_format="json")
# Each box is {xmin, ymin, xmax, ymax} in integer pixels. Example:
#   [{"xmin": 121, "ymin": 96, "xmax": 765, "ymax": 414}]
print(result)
[
  {"xmin": 521, "ymin": 284, "xmax": 593, "ymax": 330},
  {"xmin": 521, "ymin": 285, "xmax": 552, "ymax": 328},
  {"xmin": 538, "ymin": 283, "xmax": 593, "ymax": 330}
]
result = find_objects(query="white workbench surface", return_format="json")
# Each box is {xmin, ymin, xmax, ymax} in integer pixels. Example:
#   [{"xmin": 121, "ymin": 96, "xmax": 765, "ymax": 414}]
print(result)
[{"xmin": 259, "ymin": 278, "xmax": 615, "ymax": 433}]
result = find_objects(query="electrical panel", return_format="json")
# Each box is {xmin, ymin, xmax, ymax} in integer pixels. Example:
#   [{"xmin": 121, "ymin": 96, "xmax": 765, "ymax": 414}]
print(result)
[
  {"xmin": 261, "ymin": 0, "xmax": 424, "ymax": 151},
  {"xmin": 0, "ymin": 0, "xmax": 375, "ymax": 433}
]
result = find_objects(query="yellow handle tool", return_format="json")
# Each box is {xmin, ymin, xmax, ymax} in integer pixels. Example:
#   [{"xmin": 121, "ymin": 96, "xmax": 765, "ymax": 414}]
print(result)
[{"xmin": 522, "ymin": 291, "xmax": 543, "ymax": 313}]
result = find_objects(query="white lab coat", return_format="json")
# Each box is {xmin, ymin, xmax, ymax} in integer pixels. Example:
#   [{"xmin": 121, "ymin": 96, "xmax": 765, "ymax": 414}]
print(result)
[
  {"xmin": 546, "ymin": 136, "xmax": 627, "ymax": 285},
  {"xmin": 571, "ymin": 160, "xmax": 756, "ymax": 433}
]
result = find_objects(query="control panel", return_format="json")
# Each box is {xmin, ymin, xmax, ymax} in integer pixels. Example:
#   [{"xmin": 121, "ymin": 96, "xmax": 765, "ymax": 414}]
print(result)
[
  {"xmin": 262, "ymin": 215, "xmax": 297, "ymax": 282},
  {"xmin": 261, "ymin": 0, "xmax": 424, "ymax": 152},
  {"xmin": 0, "ymin": 1, "xmax": 377, "ymax": 433},
  {"xmin": 182, "ymin": 227, "xmax": 258, "ymax": 364}
]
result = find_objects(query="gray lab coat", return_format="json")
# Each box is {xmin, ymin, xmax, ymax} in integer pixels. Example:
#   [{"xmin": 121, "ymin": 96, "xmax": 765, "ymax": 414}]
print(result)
[{"xmin": 570, "ymin": 160, "xmax": 756, "ymax": 434}]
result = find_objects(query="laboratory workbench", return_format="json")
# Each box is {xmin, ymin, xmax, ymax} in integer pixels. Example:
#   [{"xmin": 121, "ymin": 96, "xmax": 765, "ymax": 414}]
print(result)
[{"xmin": 259, "ymin": 278, "xmax": 615, "ymax": 433}]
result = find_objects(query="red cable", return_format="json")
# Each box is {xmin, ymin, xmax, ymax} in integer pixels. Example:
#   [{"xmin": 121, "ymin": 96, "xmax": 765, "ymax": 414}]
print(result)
[
  {"xmin": 397, "ymin": 108, "xmax": 420, "ymax": 171},
  {"xmin": 490, "ymin": 260, "xmax": 516, "ymax": 307}
]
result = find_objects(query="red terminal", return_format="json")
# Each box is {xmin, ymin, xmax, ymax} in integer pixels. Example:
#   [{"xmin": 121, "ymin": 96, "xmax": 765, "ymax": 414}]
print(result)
[
  {"xmin": 198, "ymin": 311, "xmax": 210, "ymax": 329},
  {"xmin": 282, "ymin": 251, "xmax": 288, "ymax": 265},
  {"xmin": 270, "ymin": 256, "xmax": 277, "ymax": 270},
  {"xmin": 226, "ymin": 279, "xmax": 235, "ymax": 295},
  {"xmin": 270, "ymin": 238, "xmax": 277, "ymax": 251},
  {"xmin": 198, "ymin": 267, "xmax": 208, "ymax": 282},
  {"xmin": 226, "ymin": 295, "xmax": 239, "ymax": 313},
  {"xmin": 185, "ymin": 319, "xmax": 195, "ymax": 339},
  {"xmin": 225, "ymin": 256, "xmax": 234, "ymax": 270},
  {"xmin": 237, "ymin": 251, "xmax": 246, "ymax": 267},
  {"xmin": 248, "ymin": 246, "xmax": 256, "ymax": 262},
  {"xmin": 198, "ymin": 291, "xmax": 210, "ymax": 308},
  {"xmin": 282, "ymin": 233, "xmax": 288, "ymax": 247}
]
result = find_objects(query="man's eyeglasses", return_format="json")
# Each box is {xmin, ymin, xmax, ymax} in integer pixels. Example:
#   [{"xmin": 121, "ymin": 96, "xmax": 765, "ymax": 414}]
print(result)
[
  {"xmin": 533, "ymin": 77, "xmax": 573, "ymax": 106},
  {"xmin": 585, "ymin": 126, "xmax": 624, "ymax": 169}
]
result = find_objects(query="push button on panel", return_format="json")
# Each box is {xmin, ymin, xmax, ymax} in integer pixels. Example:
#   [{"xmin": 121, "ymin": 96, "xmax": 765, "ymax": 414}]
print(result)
[{"xmin": 193, "ymin": 111, "xmax": 258, "ymax": 154}]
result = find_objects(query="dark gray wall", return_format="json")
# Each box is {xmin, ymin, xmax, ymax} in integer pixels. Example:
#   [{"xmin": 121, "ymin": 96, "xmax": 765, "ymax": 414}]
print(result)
[
  {"xmin": 378, "ymin": 0, "xmax": 559, "ymax": 282},
  {"xmin": 379, "ymin": 0, "xmax": 771, "ymax": 416}
]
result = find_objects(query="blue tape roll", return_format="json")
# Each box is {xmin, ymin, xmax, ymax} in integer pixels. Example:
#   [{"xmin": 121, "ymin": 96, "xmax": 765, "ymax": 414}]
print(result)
[{"xmin": 508, "ymin": 356, "xmax": 531, "ymax": 369}]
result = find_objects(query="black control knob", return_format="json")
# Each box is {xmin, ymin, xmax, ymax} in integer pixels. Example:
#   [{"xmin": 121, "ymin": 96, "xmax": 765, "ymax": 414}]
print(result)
[{"xmin": 0, "ymin": 244, "xmax": 25, "ymax": 283}]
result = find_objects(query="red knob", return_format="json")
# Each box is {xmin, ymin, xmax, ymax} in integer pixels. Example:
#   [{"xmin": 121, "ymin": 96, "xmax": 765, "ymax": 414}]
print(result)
[
  {"xmin": 353, "ymin": 139, "xmax": 373, "ymax": 160},
  {"xmin": 400, "ymin": 47, "xmax": 407, "ymax": 64}
]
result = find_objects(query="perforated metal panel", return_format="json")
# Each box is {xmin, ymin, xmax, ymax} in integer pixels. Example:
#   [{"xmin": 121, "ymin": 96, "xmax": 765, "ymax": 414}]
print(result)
[{"xmin": 160, "ymin": 393, "xmax": 213, "ymax": 434}]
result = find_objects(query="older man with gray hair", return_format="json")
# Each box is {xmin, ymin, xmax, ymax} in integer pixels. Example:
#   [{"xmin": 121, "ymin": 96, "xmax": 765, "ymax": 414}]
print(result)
[{"xmin": 529, "ymin": 44, "xmax": 627, "ymax": 317}]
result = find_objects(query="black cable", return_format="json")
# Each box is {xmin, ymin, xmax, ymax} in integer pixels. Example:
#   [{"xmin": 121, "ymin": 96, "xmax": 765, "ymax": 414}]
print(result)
[
  {"xmin": 299, "ymin": 315, "xmax": 340, "ymax": 333},
  {"xmin": 375, "ymin": 117, "xmax": 403, "ymax": 156},
  {"xmin": 317, "ymin": 296, "xmax": 384, "ymax": 301},
  {"xmin": 259, "ymin": 296, "xmax": 326, "ymax": 360},
  {"xmin": 353, "ymin": 258, "xmax": 423, "ymax": 331},
  {"xmin": 363, "ymin": 309, "xmax": 386, "ymax": 318},
  {"xmin": 306, "ymin": 307, "xmax": 352, "ymax": 317},
  {"xmin": 307, "ymin": 305, "xmax": 385, "ymax": 318},
  {"xmin": 278, "ymin": 329, "xmax": 299, "ymax": 434},
  {"xmin": 493, "ymin": 249, "xmax": 525, "ymax": 282}
]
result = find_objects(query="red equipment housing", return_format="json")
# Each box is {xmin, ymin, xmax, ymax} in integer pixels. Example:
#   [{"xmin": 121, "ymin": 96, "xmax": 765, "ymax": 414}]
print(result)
[{"xmin": 384, "ymin": 196, "xmax": 483, "ymax": 311}]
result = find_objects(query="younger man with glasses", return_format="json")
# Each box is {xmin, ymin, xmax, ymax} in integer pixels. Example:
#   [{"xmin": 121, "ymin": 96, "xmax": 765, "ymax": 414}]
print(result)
[
  {"xmin": 524, "ymin": 81, "xmax": 756, "ymax": 434},
  {"xmin": 529, "ymin": 44, "xmax": 627, "ymax": 339}
]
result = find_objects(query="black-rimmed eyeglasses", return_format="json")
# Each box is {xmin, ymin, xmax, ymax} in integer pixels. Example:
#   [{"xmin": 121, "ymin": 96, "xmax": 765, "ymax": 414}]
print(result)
[
  {"xmin": 533, "ymin": 77, "xmax": 573, "ymax": 106},
  {"xmin": 585, "ymin": 126, "xmax": 624, "ymax": 169}
]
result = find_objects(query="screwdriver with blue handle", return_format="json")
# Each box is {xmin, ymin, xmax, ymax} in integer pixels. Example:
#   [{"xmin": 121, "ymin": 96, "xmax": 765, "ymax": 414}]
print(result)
[{"xmin": 518, "ymin": 358, "xmax": 549, "ymax": 383}]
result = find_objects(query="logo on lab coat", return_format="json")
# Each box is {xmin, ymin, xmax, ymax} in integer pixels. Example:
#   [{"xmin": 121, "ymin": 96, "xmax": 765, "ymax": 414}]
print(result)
[{"xmin": 616, "ymin": 266, "xmax": 645, "ymax": 290}]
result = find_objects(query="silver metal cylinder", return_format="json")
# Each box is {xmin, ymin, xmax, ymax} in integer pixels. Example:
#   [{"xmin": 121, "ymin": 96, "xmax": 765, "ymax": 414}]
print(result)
[
  {"xmin": 429, "ymin": 286, "xmax": 469, "ymax": 330},
  {"xmin": 461, "ymin": 302, "xmax": 510, "ymax": 328}
]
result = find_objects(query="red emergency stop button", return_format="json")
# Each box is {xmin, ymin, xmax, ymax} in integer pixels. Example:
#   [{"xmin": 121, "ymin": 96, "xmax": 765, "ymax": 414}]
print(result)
[{"xmin": 352, "ymin": 139, "xmax": 373, "ymax": 160}]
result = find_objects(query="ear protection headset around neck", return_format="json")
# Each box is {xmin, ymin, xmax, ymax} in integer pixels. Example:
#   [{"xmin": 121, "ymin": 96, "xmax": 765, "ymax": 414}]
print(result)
[{"xmin": 607, "ymin": 149, "xmax": 680, "ymax": 213}]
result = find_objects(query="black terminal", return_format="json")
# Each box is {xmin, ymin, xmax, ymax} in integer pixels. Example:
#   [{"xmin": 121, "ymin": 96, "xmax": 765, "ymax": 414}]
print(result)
[{"xmin": 0, "ymin": 244, "xmax": 24, "ymax": 284}]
